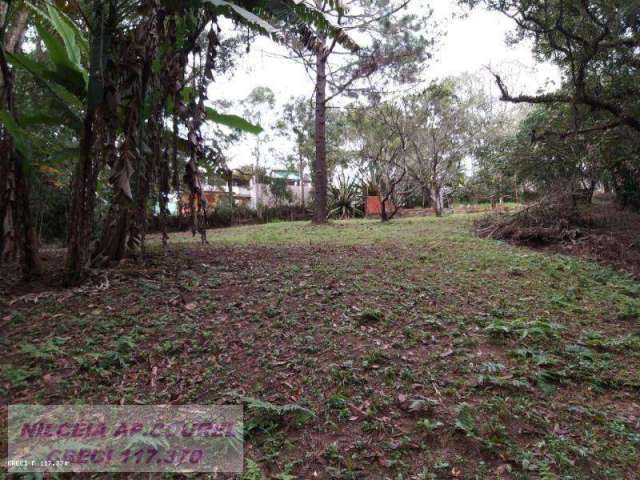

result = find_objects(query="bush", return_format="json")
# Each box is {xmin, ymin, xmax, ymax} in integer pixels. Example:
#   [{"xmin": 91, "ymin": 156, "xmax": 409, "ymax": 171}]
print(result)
[
  {"xmin": 329, "ymin": 175, "xmax": 363, "ymax": 219},
  {"xmin": 261, "ymin": 204, "xmax": 310, "ymax": 222},
  {"xmin": 148, "ymin": 202, "xmax": 310, "ymax": 233},
  {"xmin": 209, "ymin": 201, "xmax": 234, "ymax": 227}
]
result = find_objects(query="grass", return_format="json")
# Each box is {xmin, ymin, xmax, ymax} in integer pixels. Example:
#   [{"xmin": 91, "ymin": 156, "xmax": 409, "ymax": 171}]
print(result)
[{"xmin": 2, "ymin": 214, "xmax": 640, "ymax": 478}]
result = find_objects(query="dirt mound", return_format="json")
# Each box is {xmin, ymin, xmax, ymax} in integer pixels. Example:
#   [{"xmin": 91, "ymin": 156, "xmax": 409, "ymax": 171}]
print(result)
[{"xmin": 476, "ymin": 193, "xmax": 640, "ymax": 278}]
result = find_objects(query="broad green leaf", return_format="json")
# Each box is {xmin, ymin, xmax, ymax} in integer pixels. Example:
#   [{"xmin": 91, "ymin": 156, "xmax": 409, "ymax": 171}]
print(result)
[
  {"xmin": 454, "ymin": 402, "xmax": 476, "ymax": 436},
  {"xmin": 6, "ymin": 52, "xmax": 83, "ymax": 131},
  {"xmin": 34, "ymin": 22, "xmax": 70, "ymax": 70},
  {"xmin": 6, "ymin": 51, "xmax": 49, "ymax": 77},
  {"xmin": 33, "ymin": 23, "xmax": 87, "ymax": 96},
  {"xmin": 46, "ymin": 3, "xmax": 86, "ymax": 61},
  {"xmin": 18, "ymin": 112, "xmax": 69, "ymax": 127},
  {"xmin": 203, "ymin": 0, "xmax": 278, "ymax": 34},
  {"xmin": 27, "ymin": 1, "xmax": 89, "ymax": 60},
  {"xmin": 28, "ymin": 2, "xmax": 88, "ymax": 91},
  {"xmin": 205, "ymin": 107, "xmax": 263, "ymax": 134}
]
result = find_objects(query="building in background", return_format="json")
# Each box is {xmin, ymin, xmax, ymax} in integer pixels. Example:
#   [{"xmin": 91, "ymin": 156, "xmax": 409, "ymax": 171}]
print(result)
[
  {"xmin": 168, "ymin": 168, "xmax": 312, "ymax": 214},
  {"xmin": 251, "ymin": 169, "xmax": 312, "ymax": 209}
]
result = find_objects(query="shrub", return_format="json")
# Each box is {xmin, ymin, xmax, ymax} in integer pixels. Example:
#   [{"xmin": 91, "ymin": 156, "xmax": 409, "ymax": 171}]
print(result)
[{"xmin": 329, "ymin": 174, "xmax": 363, "ymax": 219}]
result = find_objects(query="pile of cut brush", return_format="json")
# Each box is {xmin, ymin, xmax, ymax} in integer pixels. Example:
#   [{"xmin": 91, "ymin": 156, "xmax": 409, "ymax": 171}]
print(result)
[
  {"xmin": 475, "ymin": 191, "xmax": 587, "ymax": 244},
  {"xmin": 477, "ymin": 191, "xmax": 640, "ymax": 277}
]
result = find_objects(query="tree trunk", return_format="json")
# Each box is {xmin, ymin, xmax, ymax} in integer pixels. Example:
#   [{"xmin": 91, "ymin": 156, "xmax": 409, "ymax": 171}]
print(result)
[
  {"xmin": 159, "ymin": 141, "xmax": 170, "ymax": 249},
  {"xmin": 93, "ymin": 10, "xmax": 158, "ymax": 265},
  {"xmin": 171, "ymin": 111, "xmax": 183, "ymax": 230},
  {"xmin": 1, "ymin": 150, "xmax": 42, "ymax": 277},
  {"xmin": 586, "ymin": 179, "xmax": 596, "ymax": 203},
  {"xmin": 14, "ymin": 152, "xmax": 41, "ymax": 277},
  {"xmin": 380, "ymin": 195, "xmax": 388, "ymax": 222},
  {"xmin": 92, "ymin": 193, "xmax": 130, "ymax": 266},
  {"xmin": 65, "ymin": 0, "xmax": 113, "ymax": 284},
  {"xmin": 312, "ymin": 43, "xmax": 328, "ymax": 224},
  {"xmin": 227, "ymin": 176, "xmax": 234, "ymax": 206},
  {"xmin": 227, "ymin": 174, "xmax": 234, "ymax": 225},
  {"xmin": 65, "ymin": 114, "xmax": 99, "ymax": 283},
  {"xmin": 299, "ymin": 152, "xmax": 305, "ymax": 208},
  {"xmin": 4, "ymin": 8, "xmax": 28, "ymax": 52},
  {"xmin": 0, "ymin": 10, "xmax": 41, "ymax": 278},
  {"xmin": 432, "ymin": 186, "xmax": 443, "ymax": 217}
]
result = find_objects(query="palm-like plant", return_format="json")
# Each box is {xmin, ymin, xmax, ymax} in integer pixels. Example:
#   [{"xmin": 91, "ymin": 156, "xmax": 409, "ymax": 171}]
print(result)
[{"xmin": 329, "ymin": 174, "xmax": 362, "ymax": 219}]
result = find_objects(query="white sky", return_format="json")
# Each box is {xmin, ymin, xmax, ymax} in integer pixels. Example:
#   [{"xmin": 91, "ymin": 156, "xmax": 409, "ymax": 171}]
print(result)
[{"xmin": 208, "ymin": 0, "xmax": 561, "ymax": 171}]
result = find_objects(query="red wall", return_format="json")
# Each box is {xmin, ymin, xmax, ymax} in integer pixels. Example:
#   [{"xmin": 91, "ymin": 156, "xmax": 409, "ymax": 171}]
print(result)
[{"xmin": 365, "ymin": 196, "xmax": 395, "ymax": 215}]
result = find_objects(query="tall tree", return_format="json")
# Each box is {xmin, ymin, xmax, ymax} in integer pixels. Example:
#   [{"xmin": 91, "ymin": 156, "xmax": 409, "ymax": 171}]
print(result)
[
  {"xmin": 277, "ymin": 97, "xmax": 314, "ymax": 207},
  {"xmin": 277, "ymin": 95, "xmax": 350, "ymax": 208},
  {"xmin": 287, "ymin": 0, "xmax": 432, "ymax": 223},
  {"xmin": 0, "ymin": 2, "xmax": 41, "ymax": 278}
]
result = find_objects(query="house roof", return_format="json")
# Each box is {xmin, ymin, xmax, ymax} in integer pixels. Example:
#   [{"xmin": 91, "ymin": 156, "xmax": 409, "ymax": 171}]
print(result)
[
  {"xmin": 270, "ymin": 169, "xmax": 299, "ymax": 180},
  {"xmin": 270, "ymin": 169, "xmax": 310, "ymax": 182}
]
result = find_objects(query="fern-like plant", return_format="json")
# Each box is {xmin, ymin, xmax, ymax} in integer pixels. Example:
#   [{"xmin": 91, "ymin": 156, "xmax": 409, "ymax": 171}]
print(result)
[
  {"xmin": 239, "ymin": 396, "xmax": 315, "ymax": 434},
  {"xmin": 454, "ymin": 402, "xmax": 477, "ymax": 437}
]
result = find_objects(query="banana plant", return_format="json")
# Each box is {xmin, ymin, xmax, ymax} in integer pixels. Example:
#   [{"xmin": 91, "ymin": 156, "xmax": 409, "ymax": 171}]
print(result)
[
  {"xmin": 5, "ymin": 1, "xmax": 87, "ymax": 132},
  {"xmin": 1, "ymin": 0, "xmax": 360, "ymax": 283}
]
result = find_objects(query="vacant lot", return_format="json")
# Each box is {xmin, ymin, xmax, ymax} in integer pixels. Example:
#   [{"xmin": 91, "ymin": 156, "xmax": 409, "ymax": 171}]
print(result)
[{"xmin": 3, "ymin": 215, "xmax": 640, "ymax": 478}]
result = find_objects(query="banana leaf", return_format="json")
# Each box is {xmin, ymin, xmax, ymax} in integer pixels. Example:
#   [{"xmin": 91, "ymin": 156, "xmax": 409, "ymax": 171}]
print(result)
[{"xmin": 206, "ymin": 107, "xmax": 263, "ymax": 134}]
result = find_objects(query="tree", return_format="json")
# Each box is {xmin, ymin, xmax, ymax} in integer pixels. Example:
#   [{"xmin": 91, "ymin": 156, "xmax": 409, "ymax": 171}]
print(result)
[
  {"xmin": 456, "ymin": 71, "xmax": 527, "ymax": 206},
  {"xmin": 267, "ymin": 176, "xmax": 293, "ymax": 207},
  {"xmin": 463, "ymin": 0, "xmax": 640, "ymax": 209},
  {"xmin": 243, "ymin": 86, "xmax": 275, "ymax": 173},
  {"xmin": 277, "ymin": 95, "xmax": 351, "ymax": 208},
  {"xmin": 405, "ymin": 81, "xmax": 468, "ymax": 216},
  {"xmin": 467, "ymin": 0, "xmax": 640, "ymax": 133},
  {"xmin": 286, "ymin": 0, "xmax": 433, "ymax": 223},
  {"xmin": 277, "ymin": 97, "xmax": 314, "ymax": 208},
  {"xmin": 0, "ymin": 2, "xmax": 41, "ymax": 278},
  {"xmin": 350, "ymin": 102, "xmax": 409, "ymax": 222}
]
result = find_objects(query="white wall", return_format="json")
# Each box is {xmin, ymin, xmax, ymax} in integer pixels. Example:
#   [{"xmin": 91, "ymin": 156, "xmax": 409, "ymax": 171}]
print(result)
[{"xmin": 250, "ymin": 179, "xmax": 312, "ymax": 208}]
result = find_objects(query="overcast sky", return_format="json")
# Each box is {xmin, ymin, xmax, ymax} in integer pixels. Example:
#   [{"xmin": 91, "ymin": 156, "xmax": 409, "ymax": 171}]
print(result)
[{"xmin": 209, "ymin": 0, "xmax": 561, "ymax": 171}]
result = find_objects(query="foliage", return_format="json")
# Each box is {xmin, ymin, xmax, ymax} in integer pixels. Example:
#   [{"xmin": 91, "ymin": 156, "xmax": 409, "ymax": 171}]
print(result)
[
  {"xmin": 403, "ymin": 80, "xmax": 470, "ymax": 215},
  {"xmin": 329, "ymin": 174, "xmax": 362, "ymax": 219},
  {"xmin": 267, "ymin": 177, "xmax": 294, "ymax": 207},
  {"xmin": 240, "ymin": 396, "xmax": 315, "ymax": 434},
  {"xmin": 242, "ymin": 459, "xmax": 265, "ymax": 480},
  {"xmin": 0, "ymin": 0, "xmax": 363, "ymax": 279},
  {"xmin": 454, "ymin": 402, "xmax": 477, "ymax": 437},
  {"xmin": 464, "ymin": 0, "xmax": 640, "ymax": 209}
]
